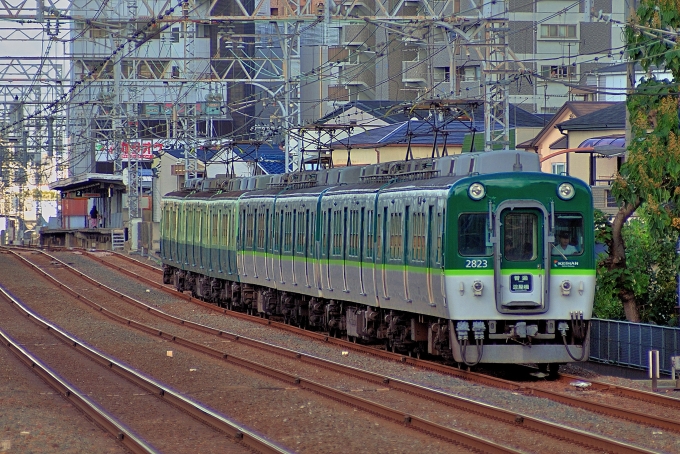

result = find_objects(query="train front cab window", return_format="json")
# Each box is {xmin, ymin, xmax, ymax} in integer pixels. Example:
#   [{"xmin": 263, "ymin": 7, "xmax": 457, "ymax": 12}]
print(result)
[
  {"xmin": 552, "ymin": 214, "xmax": 584, "ymax": 256},
  {"xmin": 503, "ymin": 213, "xmax": 537, "ymax": 262},
  {"xmin": 458, "ymin": 213, "xmax": 492, "ymax": 256}
]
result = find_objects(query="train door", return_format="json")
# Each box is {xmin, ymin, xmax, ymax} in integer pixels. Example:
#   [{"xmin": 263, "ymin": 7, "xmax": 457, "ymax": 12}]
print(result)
[
  {"xmin": 252, "ymin": 208, "xmax": 258, "ymax": 278},
  {"xmin": 403, "ymin": 205, "xmax": 410, "ymax": 302},
  {"xmin": 496, "ymin": 203, "xmax": 549, "ymax": 313},
  {"xmin": 304, "ymin": 209, "xmax": 310, "ymax": 288},
  {"xmin": 291, "ymin": 209, "xmax": 297, "ymax": 286},
  {"xmin": 380, "ymin": 206, "xmax": 389, "ymax": 300},
  {"xmin": 359, "ymin": 207, "xmax": 365, "ymax": 295},
  {"xmin": 325, "ymin": 208, "xmax": 332, "ymax": 290},
  {"xmin": 426, "ymin": 205, "xmax": 435, "ymax": 305},
  {"xmin": 278, "ymin": 209, "xmax": 284, "ymax": 283},
  {"xmin": 264, "ymin": 208, "xmax": 270, "ymax": 281},
  {"xmin": 216, "ymin": 208, "xmax": 223, "ymax": 273},
  {"xmin": 342, "ymin": 207, "xmax": 348, "ymax": 292},
  {"xmin": 225, "ymin": 208, "xmax": 233, "ymax": 275}
]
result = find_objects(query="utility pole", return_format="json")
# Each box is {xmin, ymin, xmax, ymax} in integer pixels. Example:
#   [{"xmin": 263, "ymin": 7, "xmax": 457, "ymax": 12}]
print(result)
[{"xmin": 482, "ymin": 1, "xmax": 511, "ymax": 151}]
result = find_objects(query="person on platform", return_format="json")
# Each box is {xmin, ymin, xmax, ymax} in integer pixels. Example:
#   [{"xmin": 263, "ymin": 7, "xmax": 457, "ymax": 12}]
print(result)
[{"xmin": 89, "ymin": 205, "xmax": 99, "ymax": 228}]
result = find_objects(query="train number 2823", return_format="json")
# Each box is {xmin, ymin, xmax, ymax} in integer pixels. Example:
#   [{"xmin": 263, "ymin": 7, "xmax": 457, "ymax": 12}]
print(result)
[{"xmin": 465, "ymin": 259, "xmax": 488, "ymax": 268}]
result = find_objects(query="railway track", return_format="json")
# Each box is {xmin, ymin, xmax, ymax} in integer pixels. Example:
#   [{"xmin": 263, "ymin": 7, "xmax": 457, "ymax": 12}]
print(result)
[
  {"xmin": 2, "ymin": 248, "xmax": 496, "ymax": 453},
  {"xmin": 90, "ymin": 249, "xmax": 680, "ymax": 420},
  {"xmin": 0, "ymin": 283, "xmax": 282, "ymax": 454},
  {"xmin": 3, "ymin": 246, "xmax": 670, "ymax": 453}
]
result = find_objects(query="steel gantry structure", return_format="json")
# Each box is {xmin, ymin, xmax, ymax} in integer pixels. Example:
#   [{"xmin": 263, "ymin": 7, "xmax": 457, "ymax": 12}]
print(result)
[{"xmin": 0, "ymin": 0, "xmax": 535, "ymax": 239}]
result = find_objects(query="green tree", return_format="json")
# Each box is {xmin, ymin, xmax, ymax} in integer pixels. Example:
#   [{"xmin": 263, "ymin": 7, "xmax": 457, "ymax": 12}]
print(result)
[
  {"xmin": 595, "ymin": 209, "xmax": 678, "ymax": 325},
  {"xmin": 604, "ymin": 0, "xmax": 680, "ymax": 321}
]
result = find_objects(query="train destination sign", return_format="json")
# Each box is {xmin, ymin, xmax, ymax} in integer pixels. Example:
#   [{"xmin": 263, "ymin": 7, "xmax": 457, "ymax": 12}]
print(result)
[{"xmin": 510, "ymin": 274, "xmax": 532, "ymax": 292}]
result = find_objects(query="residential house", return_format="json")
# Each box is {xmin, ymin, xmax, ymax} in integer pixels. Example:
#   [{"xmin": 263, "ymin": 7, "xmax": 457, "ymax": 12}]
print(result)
[
  {"xmin": 518, "ymin": 101, "xmax": 626, "ymax": 215},
  {"xmin": 325, "ymin": 103, "xmax": 549, "ymax": 165}
]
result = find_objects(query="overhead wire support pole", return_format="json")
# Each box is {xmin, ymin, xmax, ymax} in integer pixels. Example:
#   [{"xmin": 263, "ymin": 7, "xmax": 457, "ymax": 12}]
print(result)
[
  {"xmin": 126, "ymin": 0, "xmax": 141, "ymax": 221},
  {"xmin": 482, "ymin": 0, "xmax": 510, "ymax": 152}
]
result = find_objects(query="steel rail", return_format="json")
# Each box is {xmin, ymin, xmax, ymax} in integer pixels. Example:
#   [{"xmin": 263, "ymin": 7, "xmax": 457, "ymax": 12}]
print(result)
[
  {"xmin": 81, "ymin": 249, "xmax": 680, "ymax": 412},
  {"xmin": 11, "ymin": 248, "xmax": 522, "ymax": 454},
  {"xmin": 0, "ymin": 279, "xmax": 291, "ymax": 454},
  {"xmin": 14, "ymin": 248, "xmax": 662, "ymax": 454},
  {"xmin": 0, "ymin": 291, "xmax": 158, "ymax": 454}
]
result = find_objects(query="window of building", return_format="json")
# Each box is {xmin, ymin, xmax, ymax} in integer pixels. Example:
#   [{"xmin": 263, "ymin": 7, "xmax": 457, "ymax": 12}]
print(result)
[
  {"xmin": 90, "ymin": 28, "xmax": 108, "ymax": 39},
  {"xmin": 540, "ymin": 24, "xmax": 576, "ymax": 39},
  {"xmin": 605, "ymin": 190, "xmax": 617, "ymax": 208},
  {"xmin": 552, "ymin": 162, "xmax": 566, "ymax": 175},
  {"xmin": 457, "ymin": 66, "xmax": 480, "ymax": 82},
  {"xmin": 541, "ymin": 65, "xmax": 575, "ymax": 79}
]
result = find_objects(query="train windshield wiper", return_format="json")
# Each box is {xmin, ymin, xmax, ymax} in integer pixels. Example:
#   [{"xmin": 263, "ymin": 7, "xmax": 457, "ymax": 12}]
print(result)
[{"xmin": 551, "ymin": 244, "xmax": 567, "ymax": 261}]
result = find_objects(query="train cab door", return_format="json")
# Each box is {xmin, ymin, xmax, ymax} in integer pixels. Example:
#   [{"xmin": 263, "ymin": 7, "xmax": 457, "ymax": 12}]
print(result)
[{"xmin": 495, "ymin": 202, "xmax": 550, "ymax": 314}]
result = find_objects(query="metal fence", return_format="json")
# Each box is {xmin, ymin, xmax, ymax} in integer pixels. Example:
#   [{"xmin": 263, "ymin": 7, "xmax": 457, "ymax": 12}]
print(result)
[{"xmin": 590, "ymin": 318, "xmax": 680, "ymax": 375}]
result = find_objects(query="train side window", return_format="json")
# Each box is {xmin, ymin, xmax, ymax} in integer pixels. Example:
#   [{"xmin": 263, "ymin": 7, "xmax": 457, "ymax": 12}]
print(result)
[
  {"xmin": 332, "ymin": 209, "xmax": 342, "ymax": 256},
  {"xmin": 202, "ymin": 208, "xmax": 208, "ymax": 245},
  {"xmin": 297, "ymin": 210, "xmax": 305, "ymax": 254},
  {"xmin": 376, "ymin": 211, "xmax": 382, "ymax": 262},
  {"xmin": 257, "ymin": 209, "xmax": 265, "ymax": 250},
  {"xmin": 321, "ymin": 210, "xmax": 327, "ymax": 257},
  {"xmin": 389, "ymin": 212, "xmax": 403, "ymax": 260},
  {"xmin": 412, "ymin": 211, "xmax": 426, "ymax": 262},
  {"xmin": 245, "ymin": 209, "xmax": 254, "ymax": 249},
  {"xmin": 458, "ymin": 213, "xmax": 491, "ymax": 256},
  {"xmin": 553, "ymin": 213, "xmax": 584, "ymax": 256},
  {"xmin": 212, "ymin": 211, "xmax": 218, "ymax": 245},
  {"xmin": 305, "ymin": 210, "xmax": 316, "ymax": 257},
  {"xmin": 366, "ymin": 209, "xmax": 374, "ymax": 259},
  {"xmin": 348, "ymin": 209, "xmax": 359, "ymax": 257},
  {"xmin": 284, "ymin": 210, "xmax": 292, "ymax": 252},
  {"xmin": 272, "ymin": 211, "xmax": 280, "ymax": 252}
]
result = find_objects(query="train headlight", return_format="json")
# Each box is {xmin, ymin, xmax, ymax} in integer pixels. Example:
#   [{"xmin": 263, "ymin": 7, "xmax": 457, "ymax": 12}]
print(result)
[
  {"xmin": 560, "ymin": 280, "xmax": 572, "ymax": 296},
  {"xmin": 468, "ymin": 183, "xmax": 486, "ymax": 200},
  {"xmin": 557, "ymin": 182, "xmax": 575, "ymax": 200},
  {"xmin": 472, "ymin": 280, "xmax": 484, "ymax": 296}
]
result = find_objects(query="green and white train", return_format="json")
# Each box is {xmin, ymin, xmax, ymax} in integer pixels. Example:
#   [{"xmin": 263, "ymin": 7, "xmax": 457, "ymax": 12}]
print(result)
[{"xmin": 161, "ymin": 150, "xmax": 594, "ymax": 370}]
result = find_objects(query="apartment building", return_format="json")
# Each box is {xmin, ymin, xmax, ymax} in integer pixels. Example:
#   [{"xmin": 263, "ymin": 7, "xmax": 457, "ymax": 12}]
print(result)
[{"xmin": 327, "ymin": 0, "xmax": 629, "ymax": 114}]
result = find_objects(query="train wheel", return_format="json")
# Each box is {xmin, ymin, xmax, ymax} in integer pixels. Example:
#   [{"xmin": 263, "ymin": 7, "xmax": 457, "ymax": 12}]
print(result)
[{"xmin": 548, "ymin": 363, "xmax": 561, "ymax": 380}]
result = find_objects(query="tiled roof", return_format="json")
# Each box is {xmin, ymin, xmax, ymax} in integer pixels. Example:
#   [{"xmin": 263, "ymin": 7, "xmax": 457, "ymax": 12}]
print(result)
[
  {"xmin": 557, "ymin": 102, "xmax": 625, "ymax": 131},
  {"xmin": 565, "ymin": 101, "xmax": 620, "ymax": 117},
  {"xmin": 232, "ymin": 143, "xmax": 288, "ymax": 175},
  {"xmin": 330, "ymin": 119, "xmax": 483, "ymax": 149},
  {"xmin": 317, "ymin": 100, "xmax": 412, "ymax": 125},
  {"xmin": 318, "ymin": 101, "xmax": 548, "ymax": 128},
  {"xmin": 517, "ymin": 101, "xmax": 621, "ymax": 150},
  {"xmin": 162, "ymin": 147, "xmax": 221, "ymax": 162}
]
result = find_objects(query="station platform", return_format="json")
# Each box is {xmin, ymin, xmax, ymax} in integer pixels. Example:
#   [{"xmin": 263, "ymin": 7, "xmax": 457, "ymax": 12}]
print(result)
[{"xmin": 40, "ymin": 228, "xmax": 125, "ymax": 251}]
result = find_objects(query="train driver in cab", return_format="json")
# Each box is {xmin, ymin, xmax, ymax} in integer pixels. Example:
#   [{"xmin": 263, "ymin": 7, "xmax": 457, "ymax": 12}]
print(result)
[{"xmin": 554, "ymin": 231, "xmax": 577, "ymax": 255}]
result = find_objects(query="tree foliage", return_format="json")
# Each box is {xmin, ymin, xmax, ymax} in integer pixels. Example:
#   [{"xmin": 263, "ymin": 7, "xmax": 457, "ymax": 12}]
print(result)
[
  {"xmin": 603, "ymin": 0, "xmax": 680, "ymax": 321},
  {"xmin": 594, "ymin": 210, "xmax": 678, "ymax": 325}
]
